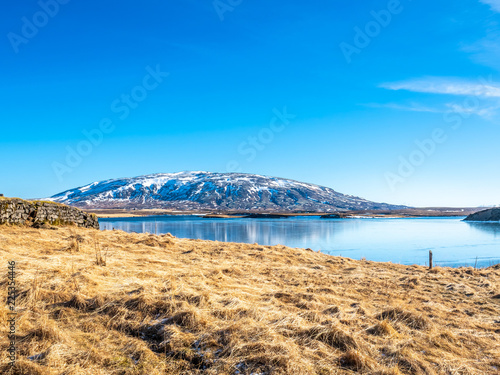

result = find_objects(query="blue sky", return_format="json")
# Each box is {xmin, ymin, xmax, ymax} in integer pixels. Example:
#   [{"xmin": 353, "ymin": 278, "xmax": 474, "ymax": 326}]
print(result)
[{"xmin": 1, "ymin": 0, "xmax": 500, "ymax": 207}]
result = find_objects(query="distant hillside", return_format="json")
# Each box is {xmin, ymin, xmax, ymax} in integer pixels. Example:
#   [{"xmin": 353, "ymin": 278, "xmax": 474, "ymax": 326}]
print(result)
[{"xmin": 47, "ymin": 171, "xmax": 406, "ymax": 212}]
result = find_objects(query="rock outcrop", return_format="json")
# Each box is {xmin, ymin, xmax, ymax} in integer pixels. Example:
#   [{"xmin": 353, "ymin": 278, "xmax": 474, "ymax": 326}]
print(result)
[
  {"xmin": 463, "ymin": 208, "xmax": 500, "ymax": 222},
  {"xmin": 0, "ymin": 198, "xmax": 99, "ymax": 228}
]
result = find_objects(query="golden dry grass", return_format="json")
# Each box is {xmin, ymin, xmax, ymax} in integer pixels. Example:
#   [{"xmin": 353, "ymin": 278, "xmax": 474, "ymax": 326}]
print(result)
[{"xmin": 0, "ymin": 225, "xmax": 498, "ymax": 374}]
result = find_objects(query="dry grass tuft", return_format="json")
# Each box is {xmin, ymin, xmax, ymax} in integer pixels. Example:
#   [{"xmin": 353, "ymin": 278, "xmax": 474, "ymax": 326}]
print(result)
[
  {"xmin": 301, "ymin": 325, "xmax": 358, "ymax": 351},
  {"xmin": 376, "ymin": 307, "xmax": 429, "ymax": 330},
  {"xmin": 371, "ymin": 367, "xmax": 403, "ymax": 375},
  {"xmin": 338, "ymin": 349, "xmax": 374, "ymax": 371},
  {"xmin": 0, "ymin": 359, "xmax": 48, "ymax": 375},
  {"xmin": 136, "ymin": 234, "xmax": 174, "ymax": 248},
  {"xmin": 0, "ymin": 226, "xmax": 498, "ymax": 374},
  {"xmin": 367, "ymin": 319, "xmax": 399, "ymax": 337},
  {"xmin": 21, "ymin": 323, "xmax": 62, "ymax": 344}
]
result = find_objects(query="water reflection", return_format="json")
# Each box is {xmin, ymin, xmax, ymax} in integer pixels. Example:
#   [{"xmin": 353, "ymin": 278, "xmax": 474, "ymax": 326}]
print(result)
[
  {"xmin": 466, "ymin": 222, "xmax": 500, "ymax": 237},
  {"xmin": 99, "ymin": 216, "xmax": 342, "ymax": 247},
  {"xmin": 100, "ymin": 216, "xmax": 500, "ymax": 268}
]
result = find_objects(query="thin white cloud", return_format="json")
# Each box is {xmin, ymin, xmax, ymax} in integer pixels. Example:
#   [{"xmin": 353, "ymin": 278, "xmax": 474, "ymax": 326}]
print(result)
[
  {"xmin": 365, "ymin": 102, "xmax": 443, "ymax": 113},
  {"xmin": 480, "ymin": 0, "xmax": 500, "ymax": 12},
  {"xmin": 462, "ymin": 29, "xmax": 500, "ymax": 71},
  {"xmin": 460, "ymin": 4, "xmax": 500, "ymax": 70},
  {"xmin": 445, "ymin": 103, "xmax": 500, "ymax": 118},
  {"xmin": 366, "ymin": 101, "xmax": 500, "ymax": 119},
  {"xmin": 380, "ymin": 77, "xmax": 500, "ymax": 98}
]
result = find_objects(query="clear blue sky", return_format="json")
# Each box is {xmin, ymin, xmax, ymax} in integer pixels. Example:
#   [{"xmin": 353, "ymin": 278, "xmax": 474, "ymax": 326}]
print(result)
[{"xmin": 2, "ymin": 0, "xmax": 500, "ymax": 207}]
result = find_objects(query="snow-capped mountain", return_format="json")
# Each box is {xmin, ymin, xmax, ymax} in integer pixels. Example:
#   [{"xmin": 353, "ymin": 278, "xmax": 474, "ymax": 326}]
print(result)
[{"xmin": 48, "ymin": 171, "xmax": 405, "ymax": 212}]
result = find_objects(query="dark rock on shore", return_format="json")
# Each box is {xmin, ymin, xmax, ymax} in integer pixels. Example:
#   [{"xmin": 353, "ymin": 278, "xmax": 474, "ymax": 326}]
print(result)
[
  {"xmin": 244, "ymin": 214, "xmax": 289, "ymax": 219},
  {"xmin": 463, "ymin": 208, "xmax": 500, "ymax": 222},
  {"xmin": 320, "ymin": 213, "xmax": 348, "ymax": 219}
]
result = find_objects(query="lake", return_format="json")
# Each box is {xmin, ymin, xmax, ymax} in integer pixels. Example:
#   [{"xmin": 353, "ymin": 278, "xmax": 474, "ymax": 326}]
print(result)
[{"xmin": 99, "ymin": 216, "xmax": 500, "ymax": 268}]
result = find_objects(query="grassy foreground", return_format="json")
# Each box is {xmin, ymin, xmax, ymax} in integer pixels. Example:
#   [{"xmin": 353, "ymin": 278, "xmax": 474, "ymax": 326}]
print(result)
[{"xmin": 0, "ymin": 226, "xmax": 499, "ymax": 375}]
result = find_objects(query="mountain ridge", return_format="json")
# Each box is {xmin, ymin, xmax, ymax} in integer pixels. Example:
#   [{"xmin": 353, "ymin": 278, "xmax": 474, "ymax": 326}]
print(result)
[{"xmin": 47, "ymin": 171, "xmax": 406, "ymax": 212}]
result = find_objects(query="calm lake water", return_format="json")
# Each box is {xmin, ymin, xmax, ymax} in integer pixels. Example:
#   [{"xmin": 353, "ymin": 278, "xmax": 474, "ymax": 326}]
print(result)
[{"xmin": 99, "ymin": 216, "xmax": 500, "ymax": 268}]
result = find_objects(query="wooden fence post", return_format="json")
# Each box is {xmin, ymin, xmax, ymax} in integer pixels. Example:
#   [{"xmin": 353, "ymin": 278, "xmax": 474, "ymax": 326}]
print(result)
[{"xmin": 429, "ymin": 250, "xmax": 433, "ymax": 270}]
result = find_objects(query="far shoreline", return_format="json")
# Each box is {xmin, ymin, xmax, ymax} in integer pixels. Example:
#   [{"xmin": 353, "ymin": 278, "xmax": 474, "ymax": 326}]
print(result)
[{"xmin": 89, "ymin": 207, "xmax": 483, "ymax": 219}]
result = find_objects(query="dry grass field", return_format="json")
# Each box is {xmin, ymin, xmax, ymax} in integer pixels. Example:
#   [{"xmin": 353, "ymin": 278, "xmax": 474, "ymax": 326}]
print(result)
[{"xmin": 0, "ymin": 225, "xmax": 498, "ymax": 374}]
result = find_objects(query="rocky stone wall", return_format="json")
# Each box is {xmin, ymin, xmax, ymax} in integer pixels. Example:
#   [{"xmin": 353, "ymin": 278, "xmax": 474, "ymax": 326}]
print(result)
[{"xmin": 0, "ymin": 198, "xmax": 99, "ymax": 229}]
